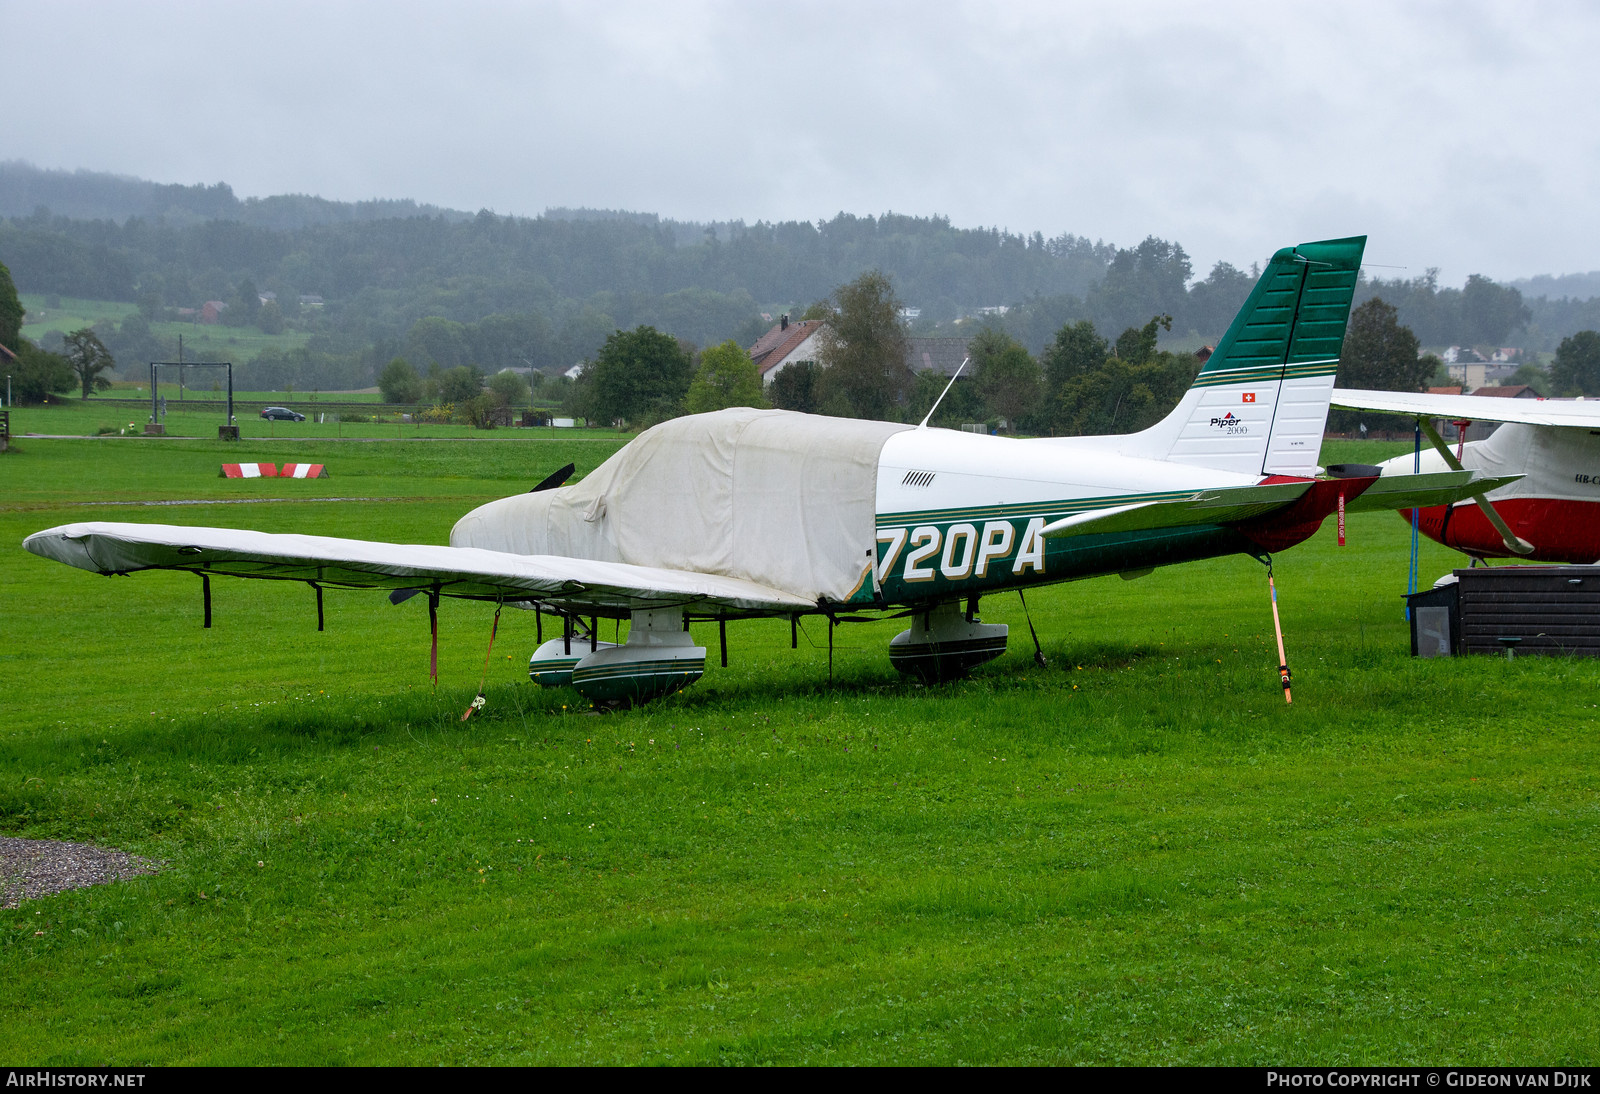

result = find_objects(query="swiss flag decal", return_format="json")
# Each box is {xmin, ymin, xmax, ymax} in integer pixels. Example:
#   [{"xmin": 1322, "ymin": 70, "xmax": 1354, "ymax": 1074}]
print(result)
[{"xmin": 1242, "ymin": 392, "xmax": 1256, "ymax": 403}]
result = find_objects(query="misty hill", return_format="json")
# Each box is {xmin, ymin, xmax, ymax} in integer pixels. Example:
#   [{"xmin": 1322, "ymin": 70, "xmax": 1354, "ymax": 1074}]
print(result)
[
  {"xmin": 0, "ymin": 201, "xmax": 1123, "ymax": 343},
  {"xmin": 1509, "ymin": 271, "xmax": 1600, "ymax": 301},
  {"xmin": 4, "ymin": 165, "xmax": 1599, "ymax": 395},
  {"xmin": 0, "ymin": 161, "xmax": 474, "ymax": 231}
]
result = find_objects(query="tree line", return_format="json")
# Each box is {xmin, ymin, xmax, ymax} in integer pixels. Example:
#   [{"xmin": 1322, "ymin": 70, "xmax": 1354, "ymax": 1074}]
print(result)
[
  {"xmin": 552, "ymin": 270, "xmax": 1600, "ymax": 438},
  {"xmin": 7, "ymin": 201, "xmax": 1587, "ymax": 404},
  {"xmin": 11, "ymin": 247, "xmax": 1600, "ymax": 426}
]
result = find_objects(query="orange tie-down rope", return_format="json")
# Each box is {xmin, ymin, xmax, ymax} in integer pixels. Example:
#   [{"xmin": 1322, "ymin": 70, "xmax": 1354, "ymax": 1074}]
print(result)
[
  {"xmin": 462, "ymin": 601, "xmax": 503, "ymax": 720},
  {"xmin": 1268, "ymin": 564, "xmax": 1292, "ymax": 705}
]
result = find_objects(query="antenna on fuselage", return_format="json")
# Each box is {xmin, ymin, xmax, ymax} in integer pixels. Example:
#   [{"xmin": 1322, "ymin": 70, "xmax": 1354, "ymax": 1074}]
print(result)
[{"xmin": 917, "ymin": 357, "xmax": 970, "ymax": 429}]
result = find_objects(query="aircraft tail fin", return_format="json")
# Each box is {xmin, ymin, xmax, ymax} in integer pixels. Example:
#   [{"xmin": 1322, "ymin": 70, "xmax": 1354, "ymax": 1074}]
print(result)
[{"xmin": 1120, "ymin": 236, "xmax": 1366, "ymax": 477}]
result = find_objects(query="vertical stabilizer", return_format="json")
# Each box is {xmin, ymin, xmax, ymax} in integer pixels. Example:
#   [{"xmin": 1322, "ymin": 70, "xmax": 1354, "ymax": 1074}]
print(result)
[{"xmin": 1119, "ymin": 236, "xmax": 1365, "ymax": 477}]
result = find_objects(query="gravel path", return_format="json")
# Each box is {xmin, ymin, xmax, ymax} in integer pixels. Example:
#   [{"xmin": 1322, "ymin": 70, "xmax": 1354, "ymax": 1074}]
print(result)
[{"xmin": 0, "ymin": 836, "xmax": 160, "ymax": 908}]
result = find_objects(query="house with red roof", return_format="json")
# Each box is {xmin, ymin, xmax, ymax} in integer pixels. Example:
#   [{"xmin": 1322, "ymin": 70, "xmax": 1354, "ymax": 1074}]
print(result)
[
  {"xmin": 749, "ymin": 316, "xmax": 827, "ymax": 385},
  {"xmin": 1470, "ymin": 384, "xmax": 1538, "ymax": 400}
]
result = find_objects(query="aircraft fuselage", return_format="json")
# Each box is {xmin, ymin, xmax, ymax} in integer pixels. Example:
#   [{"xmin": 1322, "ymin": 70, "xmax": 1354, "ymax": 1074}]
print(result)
[
  {"xmin": 866, "ymin": 429, "xmax": 1284, "ymax": 607},
  {"xmin": 1381, "ymin": 422, "xmax": 1600, "ymax": 563}
]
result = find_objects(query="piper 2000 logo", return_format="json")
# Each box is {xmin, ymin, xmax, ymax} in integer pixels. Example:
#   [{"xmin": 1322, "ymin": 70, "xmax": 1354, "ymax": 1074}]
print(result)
[{"xmin": 1209, "ymin": 411, "xmax": 1249, "ymax": 435}]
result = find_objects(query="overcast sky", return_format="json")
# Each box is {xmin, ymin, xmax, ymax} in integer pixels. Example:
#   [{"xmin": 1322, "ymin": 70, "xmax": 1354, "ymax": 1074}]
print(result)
[{"xmin": 4, "ymin": 0, "xmax": 1597, "ymax": 284}]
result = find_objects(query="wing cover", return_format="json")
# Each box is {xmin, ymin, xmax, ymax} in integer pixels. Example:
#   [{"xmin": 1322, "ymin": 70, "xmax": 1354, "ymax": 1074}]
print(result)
[{"xmin": 22, "ymin": 522, "xmax": 814, "ymax": 615}]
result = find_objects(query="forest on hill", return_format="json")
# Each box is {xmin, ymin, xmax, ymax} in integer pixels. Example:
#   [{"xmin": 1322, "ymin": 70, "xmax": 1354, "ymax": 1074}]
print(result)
[{"xmin": 2, "ymin": 162, "xmax": 1597, "ymax": 394}]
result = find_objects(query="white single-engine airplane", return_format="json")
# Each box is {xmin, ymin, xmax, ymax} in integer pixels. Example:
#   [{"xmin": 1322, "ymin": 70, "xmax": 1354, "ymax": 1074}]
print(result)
[
  {"xmin": 1333, "ymin": 388, "xmax": 1600, "ymax": 564},
  {"xmin": 24, "ymin": 236, "xmax": 1507, "ymax": 704}
]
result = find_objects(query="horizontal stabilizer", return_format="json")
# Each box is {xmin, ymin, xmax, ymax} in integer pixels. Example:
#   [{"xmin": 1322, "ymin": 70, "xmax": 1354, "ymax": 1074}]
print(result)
[
  {"xmin": 1041, "ymin": 480, "xmax": 1316, "ymax": 539},
  {"xmin": 1040, "ymin": 470, "xmax": 1518, "ymax": 541},
  {"xmin": 1340, "ymin": 470, "xmax": 1521, "ymax": 513}
]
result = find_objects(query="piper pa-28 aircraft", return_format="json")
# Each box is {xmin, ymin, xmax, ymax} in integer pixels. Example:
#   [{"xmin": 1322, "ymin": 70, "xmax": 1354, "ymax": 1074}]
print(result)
[
  {"xmin": 24, "ymin": 236, "xmax": 1508, "ymax": 705},
  {"xmin": 1332, "ymin": 388, "xmax": 1600, "ymax": 564}
]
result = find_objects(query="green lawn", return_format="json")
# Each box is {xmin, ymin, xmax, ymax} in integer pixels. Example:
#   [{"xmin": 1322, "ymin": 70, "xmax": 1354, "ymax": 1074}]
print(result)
[
  {"xmin": 6, "ymin": 399, "xmax": 603, "ymax": 442},
  {"xmin": 19, "ymin": 294, "xmax": 140, "ymax": 336},
  {"xmin": 0, "ymin": 435, "xmax": 1595, "ymax": 1064},
  {"xmin": 20, "ymin": 294, "xmax": 311, "ymax": 360}
]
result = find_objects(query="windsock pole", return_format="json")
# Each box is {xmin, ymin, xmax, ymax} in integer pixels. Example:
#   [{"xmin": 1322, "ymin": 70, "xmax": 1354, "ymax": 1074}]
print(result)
[{"xmin": 1268, "ymin": 562, "xmax": 1292, "ymax": 705}]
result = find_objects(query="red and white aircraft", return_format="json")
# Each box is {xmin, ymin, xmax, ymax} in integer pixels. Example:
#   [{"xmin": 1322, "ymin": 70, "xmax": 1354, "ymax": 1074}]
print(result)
[{"xmin": 1332, "ymin": 389, "xmax": 1600, "ymax": 563}]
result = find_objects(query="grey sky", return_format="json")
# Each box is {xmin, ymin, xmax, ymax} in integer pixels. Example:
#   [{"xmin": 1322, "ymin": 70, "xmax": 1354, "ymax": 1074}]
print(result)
[{"xmin": 5, "ymin": 0, "xmax": 1597, "ymax": 285}]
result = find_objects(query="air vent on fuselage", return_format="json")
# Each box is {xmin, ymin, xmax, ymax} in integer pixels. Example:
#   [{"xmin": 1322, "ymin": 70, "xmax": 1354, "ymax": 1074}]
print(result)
[{"xmin": 901, "ymin": 470, "xmax": 936, "ymax": 488}]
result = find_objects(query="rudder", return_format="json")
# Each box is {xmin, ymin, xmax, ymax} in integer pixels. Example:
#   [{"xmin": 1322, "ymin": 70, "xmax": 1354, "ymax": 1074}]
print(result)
[{"xmin": 1120, "ymin": 236, "xmax": 1366, "ymax": 477}]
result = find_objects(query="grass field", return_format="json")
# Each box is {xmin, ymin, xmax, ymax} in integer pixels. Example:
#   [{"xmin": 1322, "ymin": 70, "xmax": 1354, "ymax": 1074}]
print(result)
[
  {"xmin": 1, "ymin": 432, "xmax": 1596, "ymax": 1064},
  {"xmin": 20, "ymin": 295, "xmax": 311, "ymax": 360},
  {"xmin": 19, "ymin": 295, "xmax": 140, "ymax": 335},
  {"xmin": 6, "ymin": 398, "xmax": 597, "ymax": 442},
  {"xmin": 97, "ymin": 382, "xmax": 387, "ymax": 404}
]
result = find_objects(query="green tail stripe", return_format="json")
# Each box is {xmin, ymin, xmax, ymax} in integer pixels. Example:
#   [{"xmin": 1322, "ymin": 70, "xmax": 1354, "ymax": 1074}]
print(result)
[{"xmin": 1191, "ymin": 358, "xmax": 1339, "ymax": 388}]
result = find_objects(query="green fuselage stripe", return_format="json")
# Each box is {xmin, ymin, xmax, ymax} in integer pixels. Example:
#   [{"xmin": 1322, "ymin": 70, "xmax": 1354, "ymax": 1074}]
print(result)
[
  {"xmin": 868, "ymin": 518, "xmax": 1253, "ymax": 606},
  {"xmin": 881, "ymin": 488, "xmax": 1193, "ymax": 527}
]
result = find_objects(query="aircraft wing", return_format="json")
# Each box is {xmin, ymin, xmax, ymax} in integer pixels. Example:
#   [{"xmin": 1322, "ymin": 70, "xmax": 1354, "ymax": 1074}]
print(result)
[
  {"xmin": 22, "ymin": 522, "xmax": 816, "ymax": 615},
  {"xmin": 1040, "ymin": 480, "xmax": 1317, "ymax": 538},
  {"xmin": 1332, "ymin": 388, "xmax": 1600, "ymax": 427}
]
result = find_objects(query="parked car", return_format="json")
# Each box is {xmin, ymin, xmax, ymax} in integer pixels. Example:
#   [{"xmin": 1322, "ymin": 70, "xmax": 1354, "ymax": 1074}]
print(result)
[{"xmin": 260, "ymin": 407, "xmax": 305, "ymax": 422}]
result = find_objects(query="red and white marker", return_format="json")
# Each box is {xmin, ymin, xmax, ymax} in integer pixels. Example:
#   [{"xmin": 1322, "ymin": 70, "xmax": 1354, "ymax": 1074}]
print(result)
[
  {"xmin": 221, "ymin": 463, "xmax": 278, "ymax": 478},
  {"xmin": 280, "ymin": 464, "xmax": 327, "ymax": 479}
]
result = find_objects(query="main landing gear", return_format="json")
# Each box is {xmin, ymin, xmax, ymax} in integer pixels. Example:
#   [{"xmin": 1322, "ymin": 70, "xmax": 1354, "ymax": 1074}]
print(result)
[
  {"xmin": 888, "ymin": 600, "xmax": 1008, "ymax": 683},
  {"xmin": 528, "ymin": 608, "xmax": 706, "ymax": 706},
  {"xmin": 528, "ymin": 598, "xmax": 1015, "ymax": 707}
]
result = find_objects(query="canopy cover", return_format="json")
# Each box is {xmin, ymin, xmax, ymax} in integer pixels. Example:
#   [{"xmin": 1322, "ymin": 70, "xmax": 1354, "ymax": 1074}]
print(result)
[{"xmin": 452, "ymin": 409, "xmax": 911, "ymax": 603}]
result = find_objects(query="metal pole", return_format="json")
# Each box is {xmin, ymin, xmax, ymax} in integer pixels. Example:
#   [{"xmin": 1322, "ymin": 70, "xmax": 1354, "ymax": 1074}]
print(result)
[
  {"xmin": 150, "ymin": 362, "xmax": 157, "ymax": 423},
  {"xmin": 226, "ymin": 363, "xmax": 234, "ymax": 426},
  {"xmin": 178, "ymin": 333, "xmax": 184, "ymax": 404},
  {"xmin": 1406, "ymin": 421, "xmax": 1421, "ymax": 619}
]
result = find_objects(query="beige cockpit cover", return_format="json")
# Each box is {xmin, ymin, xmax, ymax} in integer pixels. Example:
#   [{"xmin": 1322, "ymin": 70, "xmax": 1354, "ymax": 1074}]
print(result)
[{"xmin": 450, "ymin": 409, "xmax": 910, "ymax": 603}]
